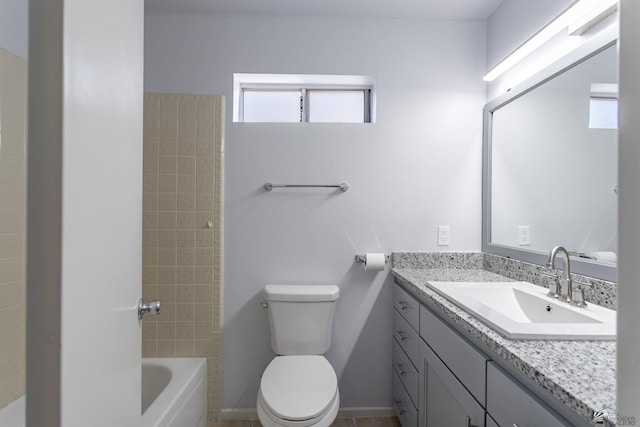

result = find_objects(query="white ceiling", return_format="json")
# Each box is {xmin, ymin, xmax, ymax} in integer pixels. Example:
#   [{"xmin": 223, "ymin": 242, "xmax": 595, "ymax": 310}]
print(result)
[{"xmin": 144, "ymin": 0, "xmax": 504, "ymax": 21}]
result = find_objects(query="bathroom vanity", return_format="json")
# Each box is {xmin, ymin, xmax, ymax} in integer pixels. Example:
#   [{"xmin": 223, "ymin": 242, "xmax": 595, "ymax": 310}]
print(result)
[{"xmin": 390, "ymin": 252, "xmax": 617, "ymax": 427}]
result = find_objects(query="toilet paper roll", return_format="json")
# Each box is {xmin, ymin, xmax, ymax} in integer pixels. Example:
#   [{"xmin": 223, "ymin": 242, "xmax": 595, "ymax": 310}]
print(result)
[{"xmin": 364, "ymin": 253, "xmax": 386, "ymax": 271}]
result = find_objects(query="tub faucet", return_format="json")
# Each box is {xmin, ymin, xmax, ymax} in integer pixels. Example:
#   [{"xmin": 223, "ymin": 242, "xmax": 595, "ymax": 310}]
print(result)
[{"xmin": 546, "ymin": 246, "xmax": 573, "ymax": 304}]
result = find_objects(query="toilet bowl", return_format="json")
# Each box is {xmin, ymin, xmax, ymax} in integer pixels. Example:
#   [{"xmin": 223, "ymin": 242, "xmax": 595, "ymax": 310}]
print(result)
[
  {"xmin": 258, "ymin": 284, "xmax": 340, "ymax": 427},
  {"xmin": 257, "ymin": 356, "xmax": 339, "ymax": 427}
]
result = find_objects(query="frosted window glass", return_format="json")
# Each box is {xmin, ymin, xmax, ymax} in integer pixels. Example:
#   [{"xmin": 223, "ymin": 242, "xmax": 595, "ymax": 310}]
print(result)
[
  {"xmin": 243, "ymin": 90, "xmax": 300, "ymax": 122},
  {"xmin": 308, "ymin": 90, "xmax": 365, "ymax": 123},
  {"xmin": 589, "ymin": 98, "xmax": 618, "ymax": 129}
]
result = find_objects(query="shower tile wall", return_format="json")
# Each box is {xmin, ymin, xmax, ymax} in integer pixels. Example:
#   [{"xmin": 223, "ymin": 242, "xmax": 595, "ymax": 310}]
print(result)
[
  {"xmin": 142, "ymin": 93, "xmax": 224, "ymax": 421},
  {"xmin": 0, "ymin": 48, "xmax": 27, "ymax": 409}
]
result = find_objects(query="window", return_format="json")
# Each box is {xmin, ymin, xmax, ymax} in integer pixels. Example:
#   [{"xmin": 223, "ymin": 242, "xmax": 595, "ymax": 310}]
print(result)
[
  {"xmin": 589, "ymin": 83, "xmax": 618, "ymax": 130},
  {"xmin": 233, "ymin": 74, "xmax": 375, "ymax": 123},
  {"xmin": 243, "ymin": 90, "xmax": 301, "ymax": 123},
  {"xmin": 589, "ymin": 98, "xmax": 618, "ymax": 129}
]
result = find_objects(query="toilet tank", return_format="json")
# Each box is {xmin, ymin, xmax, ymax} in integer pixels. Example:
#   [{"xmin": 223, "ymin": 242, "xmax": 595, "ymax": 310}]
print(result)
[{"xmin": 264, "ymin": 284, "xmax": 340, "ymax": 355}]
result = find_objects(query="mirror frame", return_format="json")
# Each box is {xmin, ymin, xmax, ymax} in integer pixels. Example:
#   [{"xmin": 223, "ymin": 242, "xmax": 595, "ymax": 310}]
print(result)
[{"xmin": 482, "ymin": 29, "xmax": 618, "ymax": 282}]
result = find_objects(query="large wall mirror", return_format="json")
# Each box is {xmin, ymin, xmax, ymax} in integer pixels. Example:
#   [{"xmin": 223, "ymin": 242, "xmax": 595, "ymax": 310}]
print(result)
[{"xmin": 483, "ymin": 34, "xmax": 618, "ymax": 281}]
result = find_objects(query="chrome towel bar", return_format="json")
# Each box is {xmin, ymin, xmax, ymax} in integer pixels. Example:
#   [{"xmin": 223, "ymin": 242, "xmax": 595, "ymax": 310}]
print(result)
[{"xmin": 264, "ymin": 182, "xmax": 349, "ymax": 192}]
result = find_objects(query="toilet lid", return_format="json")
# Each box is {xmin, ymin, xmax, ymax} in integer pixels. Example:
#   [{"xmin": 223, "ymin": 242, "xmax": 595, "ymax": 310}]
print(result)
[{"xmin": 261, "ymin": 355, "xmax": 337, "ymax": 421}]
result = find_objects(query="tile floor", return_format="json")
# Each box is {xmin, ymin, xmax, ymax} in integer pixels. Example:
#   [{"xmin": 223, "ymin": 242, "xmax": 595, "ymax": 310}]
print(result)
[{"xmin": 206, "ymin": 417, "xmax": 401, "ymax": 427}]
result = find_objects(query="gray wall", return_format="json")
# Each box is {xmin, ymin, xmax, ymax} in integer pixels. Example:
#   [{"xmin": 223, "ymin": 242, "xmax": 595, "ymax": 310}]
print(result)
[
  {"xmin": 145, "ymin": 13, "xmax": 487, "ymax": 410},
  {"xmin": 486, "ymin": 0, "xmax": 572, "ymax": 70}
]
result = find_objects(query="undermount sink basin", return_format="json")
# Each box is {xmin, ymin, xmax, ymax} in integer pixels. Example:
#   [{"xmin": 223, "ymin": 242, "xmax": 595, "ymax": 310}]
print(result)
[{"xmin": 425, "ymin": 281, "xmax": 616, "ymax": 340}]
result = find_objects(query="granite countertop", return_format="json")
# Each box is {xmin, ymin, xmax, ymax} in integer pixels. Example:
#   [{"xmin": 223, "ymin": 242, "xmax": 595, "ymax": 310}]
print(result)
[{"xmin": 392, "ymin": 267, "xmax": 617, "ymax": 426}]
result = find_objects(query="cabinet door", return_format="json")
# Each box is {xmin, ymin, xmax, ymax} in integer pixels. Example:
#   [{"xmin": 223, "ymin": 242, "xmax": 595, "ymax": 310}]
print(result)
[
  {"xmin": 486, "ymin": 362, "xmax": 570, "ymax": 427},
  {"xmin": 419, "ymin": 341, "xmax": 485, "ymax": 427}
]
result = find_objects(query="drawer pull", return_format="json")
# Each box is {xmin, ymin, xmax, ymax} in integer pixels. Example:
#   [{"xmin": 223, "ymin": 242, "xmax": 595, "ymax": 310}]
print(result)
[
  {"xmin": 465, "ymin": 416, "xmax": 478, "ymax": 427},
  {"xmin": 395, "ymin": 362, "xmax": 407, "ymax": 375},
  {"xmin": 393, "ymin": 399, "xmax": 406, "ymax": 415},
  {"xmin": 397, "ymin": 300, "xmax": 409, "ymax": 310},
  {"xmin": 394, "ymin": 330, "xmax": 407, "ymax": 341}
]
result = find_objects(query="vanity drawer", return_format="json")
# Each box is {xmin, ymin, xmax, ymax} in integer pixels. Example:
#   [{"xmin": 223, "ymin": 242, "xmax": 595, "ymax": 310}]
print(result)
[
  {"xmin": 394, "ymin": 308, "xmax": 420, "ymax": 367},
  {"xmin": 393, "ymin": 338, "xmax": 419, "ymax": 406},
  {"xmin": 394, "ymin": 283, "xmax": 420, "ymax": 331},
  {"xmin": 487, "ymin": 362, "xmax": 569, "ymax": 427},
  {"xmin": 393, "ymin": 369, "xmax": 418, "ymax": 427},
  {"xmin": 419, "ymin": 305, "xmax": 488, "ymax": 405}
]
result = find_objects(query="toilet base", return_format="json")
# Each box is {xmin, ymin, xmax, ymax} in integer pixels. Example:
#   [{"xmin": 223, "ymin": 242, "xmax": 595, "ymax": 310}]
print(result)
[{"xmin": 257, "ymin": 389, "xmax": 340, "ymax": 427}]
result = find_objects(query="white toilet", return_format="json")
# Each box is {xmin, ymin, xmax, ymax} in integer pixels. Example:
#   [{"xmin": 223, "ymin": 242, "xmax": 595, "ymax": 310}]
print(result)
[{"xmin": 257, "ymin": 284, "xmax": 340, "ymax": 427}]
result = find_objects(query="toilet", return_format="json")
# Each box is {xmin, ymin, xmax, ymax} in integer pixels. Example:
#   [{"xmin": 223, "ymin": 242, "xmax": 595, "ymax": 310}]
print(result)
[{"xmin": 257, "ymin": 284, "xmax": 340, "ymax": 427}]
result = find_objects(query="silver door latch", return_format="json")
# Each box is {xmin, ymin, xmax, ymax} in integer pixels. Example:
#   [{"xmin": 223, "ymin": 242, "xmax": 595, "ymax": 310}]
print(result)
[{"xmin": 138, "ymin": 298, "xmax": 160, "ymax": 320}]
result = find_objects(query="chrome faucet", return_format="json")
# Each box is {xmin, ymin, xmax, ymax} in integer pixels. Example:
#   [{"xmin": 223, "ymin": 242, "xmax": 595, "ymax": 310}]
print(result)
[{"xmin": 546, "ymin": 246, "xmax": 573, "ymax": 303}]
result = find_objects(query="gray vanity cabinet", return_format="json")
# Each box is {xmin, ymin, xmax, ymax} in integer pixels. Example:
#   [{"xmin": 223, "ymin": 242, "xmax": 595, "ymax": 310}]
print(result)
[{"xmin": 393, "ymin": 282, "xmax": 576, "ymax": 427}]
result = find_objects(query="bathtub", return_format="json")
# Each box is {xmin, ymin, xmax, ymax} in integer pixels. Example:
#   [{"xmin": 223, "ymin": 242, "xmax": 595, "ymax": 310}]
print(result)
[
  {"xmin": 142, "ymin": 357, "xmax": 207, "ymax": 427},
  {"xmin": 0, "ymin": 357, "xmax": 207, "ymax": 427}
]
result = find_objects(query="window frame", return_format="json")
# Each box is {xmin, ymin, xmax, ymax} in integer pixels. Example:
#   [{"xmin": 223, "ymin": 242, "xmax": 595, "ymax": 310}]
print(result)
[
  {"xmin": 588, "ymin": 82, "xmax": 619, "ymax": 130},
  {"xmin": 233, "ymin": 73, "xmax": 376, "ymax": 123}
]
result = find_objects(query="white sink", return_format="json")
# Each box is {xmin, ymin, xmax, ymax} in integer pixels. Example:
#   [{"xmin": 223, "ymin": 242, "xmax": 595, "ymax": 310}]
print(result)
[{"xmin": 425, "ymin": 281, "xmax": 616, "ymax": 340}]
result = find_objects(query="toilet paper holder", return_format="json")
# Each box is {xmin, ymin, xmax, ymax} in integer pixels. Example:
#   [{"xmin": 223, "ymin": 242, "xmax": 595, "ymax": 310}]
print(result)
[{"xmin": 354, "ymin": 254, "xmax": 389, "ymax": 264}]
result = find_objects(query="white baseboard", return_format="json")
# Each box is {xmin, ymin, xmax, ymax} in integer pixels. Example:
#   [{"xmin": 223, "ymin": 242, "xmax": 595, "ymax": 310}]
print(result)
[
  {"xmin": 337, "ymin": 407, "xmax": 395, "ymax": 418},
  {"xmin": 221, "ymin": 408, "xmax": 258, "ymax": 420},
  {"xmin": 221, "ymin": 407, "xmax": 395, "ymax": 420}
]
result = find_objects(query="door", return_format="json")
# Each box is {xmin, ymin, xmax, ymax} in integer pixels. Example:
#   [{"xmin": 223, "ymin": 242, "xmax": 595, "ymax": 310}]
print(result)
[
  {"xmin": 419, "ymin": 341, "xmax": 485, "ymax": 427},
  {"xmin": 27, "ymin": 1, "xmax": 144, "ymax": 426},
  {"xmin": 425, "ymin": 365, "xmax": 481, "ymax": 427}
]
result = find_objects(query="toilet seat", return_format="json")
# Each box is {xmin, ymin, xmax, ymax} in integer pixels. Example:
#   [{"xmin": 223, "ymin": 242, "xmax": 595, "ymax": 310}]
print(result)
[{"xmin": 258, "ymin": 355, "xmax": 338, "ymax": 427}]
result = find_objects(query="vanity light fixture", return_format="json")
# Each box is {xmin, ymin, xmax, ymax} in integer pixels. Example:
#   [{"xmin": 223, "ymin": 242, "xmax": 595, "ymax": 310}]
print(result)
[
  {"xmin": 569, "ymin": 0, "xmax": 618, "ymax": 35},
  {"xmin": 483, "ymin": 0, "xmax": 619, "ymax": 82}
]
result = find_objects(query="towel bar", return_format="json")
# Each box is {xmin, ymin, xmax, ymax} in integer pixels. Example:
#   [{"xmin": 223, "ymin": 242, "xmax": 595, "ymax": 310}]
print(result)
[{"xmin": 264, "ymin": 182, "xmax": 349, "ymax": 192}]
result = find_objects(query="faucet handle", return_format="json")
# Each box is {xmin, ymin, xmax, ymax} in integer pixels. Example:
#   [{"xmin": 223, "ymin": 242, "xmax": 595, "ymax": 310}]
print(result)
[
  {"xmin": 571, "ymin": 288, "xmax": 587, "ymax": 307},
  {"xmin": 570, "ymin": 279, "xmax": 590, "ymax": 307},
  {"xmin": 547, "ymin": 282, "xmax": 560, "ymax": 299}
]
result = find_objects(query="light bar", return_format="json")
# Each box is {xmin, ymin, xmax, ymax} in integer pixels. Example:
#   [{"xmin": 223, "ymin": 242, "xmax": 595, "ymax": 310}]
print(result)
[
  {"xmin": 569, "ymin": 0, "xmax": 618, "ymax": 35},
  {"xmin": 483, "ymin": 0, "xmax": 619, "ymax": 82}
]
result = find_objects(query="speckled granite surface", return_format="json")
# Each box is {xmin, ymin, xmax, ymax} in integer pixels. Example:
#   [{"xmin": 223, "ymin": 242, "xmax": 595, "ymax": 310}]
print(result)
[
  {"xmin": 391, "ymin": 253, "xmax": 617, "ymax": 427},
  {"xmin": 393, "ymin": 252, "xmax": 617, "ymax": 309}
]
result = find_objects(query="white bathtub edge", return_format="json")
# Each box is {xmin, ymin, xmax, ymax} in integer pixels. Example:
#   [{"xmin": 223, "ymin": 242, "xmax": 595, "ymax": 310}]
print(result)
[
  {"xmin": 142, "ymin": 357, "xmax": 207, "ymax": 427},
  {"xmin": 0, "ymin": 395, "xmax": 25, "ymax": 427}
]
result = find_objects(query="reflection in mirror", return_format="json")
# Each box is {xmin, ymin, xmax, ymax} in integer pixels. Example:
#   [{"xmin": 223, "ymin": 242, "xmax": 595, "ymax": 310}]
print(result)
[
  {"xmin": 0, "ymin": 47, "xmax": 27, "ymax": 411},
  {"xmin": 484, "ymin": 39, "xmax": 618, "ymax": 281}
]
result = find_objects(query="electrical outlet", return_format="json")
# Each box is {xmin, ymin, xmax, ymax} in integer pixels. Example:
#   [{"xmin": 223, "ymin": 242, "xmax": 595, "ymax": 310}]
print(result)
[
  {"xmin": 518, "ymin": 226, "xmax": 531, "ymax": 246},
  {"xmin": 437, "ymin": 226, "xmax": 450, "ymax": 246}
]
